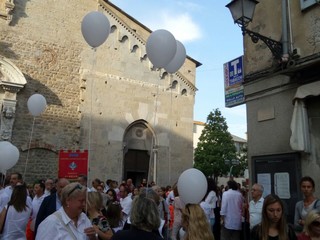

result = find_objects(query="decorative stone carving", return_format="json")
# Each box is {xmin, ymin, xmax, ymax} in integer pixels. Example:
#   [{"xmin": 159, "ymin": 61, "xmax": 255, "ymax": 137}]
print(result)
[
  {"xmin": 0, "ymin": 0, "xmax": 15, "ymax": 25},
  {"xmin": 0, "ymin": 57, "xmax": 27, "ymax": 141},
  {"xmin": 0, "ymin": 102, "xmax": 15, "ymax": 140}
]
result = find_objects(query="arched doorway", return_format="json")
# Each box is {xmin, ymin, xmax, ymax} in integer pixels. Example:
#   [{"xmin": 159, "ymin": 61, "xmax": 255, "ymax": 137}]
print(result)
[{"xmin": 123, "ymin": 120, "xmax": 156, "ymax": 187}]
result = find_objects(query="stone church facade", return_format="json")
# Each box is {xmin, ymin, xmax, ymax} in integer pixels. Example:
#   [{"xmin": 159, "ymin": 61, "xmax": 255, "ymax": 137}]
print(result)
[{"xmin": 0, "ymin": 0, "xmax": 200, "ymax": 186}]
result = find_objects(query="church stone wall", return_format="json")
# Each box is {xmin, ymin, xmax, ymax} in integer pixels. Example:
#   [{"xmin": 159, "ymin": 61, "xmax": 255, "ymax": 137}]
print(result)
[{"xmin": 0, "ymin": 0, "xmax": 197, "ymax": 185}]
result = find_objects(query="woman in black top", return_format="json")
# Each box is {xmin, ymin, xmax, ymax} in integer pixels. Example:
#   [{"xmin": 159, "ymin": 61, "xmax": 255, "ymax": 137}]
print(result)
[
  {"xmin": 111, "ymin": 189, "xmax": 163, "ymax": 240},
  {"xmin": 251, "ymin": 194, "xmax": 296, "ymax": 240}
]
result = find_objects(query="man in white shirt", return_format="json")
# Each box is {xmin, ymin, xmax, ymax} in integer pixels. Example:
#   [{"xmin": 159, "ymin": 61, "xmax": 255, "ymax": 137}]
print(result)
[
  {"xmin": 119, "ymin": 185, "xmax": 132, "ymax": 221},
  {"xmin": 89, "ymin": 178, "xmax": 101, "ymax": 192},
  {"xmin": 249, "ymin": 183, "xmax": 264, "ymax": 229},
  {"xmin": 220, "ymin": 180, "xmax": 243, "ymax": 240},
  {"xmin": 3, "ymin": 172, "xmax": 23, "ymax": 197}
]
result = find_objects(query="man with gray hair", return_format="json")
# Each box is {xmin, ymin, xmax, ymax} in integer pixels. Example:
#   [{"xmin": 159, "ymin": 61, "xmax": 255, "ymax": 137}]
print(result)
[{"xmin": 249, "ymin": 183, "xmax": 264, "ymax": 229}]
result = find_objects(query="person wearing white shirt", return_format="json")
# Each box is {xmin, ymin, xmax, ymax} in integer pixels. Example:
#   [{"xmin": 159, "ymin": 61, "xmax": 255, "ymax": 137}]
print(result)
[
  {"xmin": 36, "ymin": 182, "xmax": 97, "ymax": 240},
  {"xmin": 204, "ymin": 178, "xmax": 218, "ymax": 229},
  {"xmin": 249, "ymin": 183, "xmax": 264, "ymax": 230},
  {"xmin": 220, "ymin": 180, "xmax": 243, "ymax": 240},
  {"xmin": 30, "ymin": 181, "xmax": 47, "ymax": 233},
  {"xmin": 119, "ymin": 185, "xmax": 132, "ymax": 222},
  {"xmin": 0, "ymin": 189, "xmax": 10, "ymax": 213},
  {"xmin": 0, "ymin": 183, "xmax": 32, "ymax": 239},
  {"xmin": 166, "ymin": 189, "xmax": 175, "ymax": 206},
  {"xmin": 89, "ymin": 178, "xmax": 101, "ymax": 192},
  {"xmin": 3, "ymin": 172, "xmax": 23, "ymax": 198}
]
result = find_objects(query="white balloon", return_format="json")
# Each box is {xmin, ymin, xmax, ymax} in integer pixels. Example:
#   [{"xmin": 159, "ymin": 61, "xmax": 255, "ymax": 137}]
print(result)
[
  {"xmin": 0, "ymin": 141, "xmax": 19, "ymax": 171},
  {"xmin": 146, "ymin": 29, "xmax": 177, "ymax": 68},
  {"xmin": 81, "ymin": 11, "xmax": 110, "ymax": 48},
  {"xmin": 177, "ymin": 168, "xmax": 208, "ymax": 204},
  {"xmin": 164, "ymin": 40, "xmax": 186, "ymax": 73},
  {"xmin": 27, "ymin": 94, "xmax": 47, "ymax": 117}
]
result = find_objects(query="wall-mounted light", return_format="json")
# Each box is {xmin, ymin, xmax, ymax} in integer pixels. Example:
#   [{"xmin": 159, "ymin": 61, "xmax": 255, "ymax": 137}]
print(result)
[{"xmin": 226, "ymin": 0, "xmax": 283, "ymax": 60}]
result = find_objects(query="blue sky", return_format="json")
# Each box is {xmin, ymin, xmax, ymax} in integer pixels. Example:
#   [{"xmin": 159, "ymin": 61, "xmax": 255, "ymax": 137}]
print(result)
[{"xmin": 109, "ymin": 0, "xmax": 247, "ymax": 139}]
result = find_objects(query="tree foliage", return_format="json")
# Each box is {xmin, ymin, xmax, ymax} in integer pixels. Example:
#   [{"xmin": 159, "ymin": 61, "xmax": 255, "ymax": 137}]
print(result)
[{"xmin": 194, "ymin": 109, "xmax": 237, "ymax": 182}]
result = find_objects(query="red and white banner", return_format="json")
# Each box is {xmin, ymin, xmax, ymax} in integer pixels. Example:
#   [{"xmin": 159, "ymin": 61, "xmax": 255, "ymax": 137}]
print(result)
[{"xmin": 58, "ymin": 150, "xmax": 88, "ymax": 179}]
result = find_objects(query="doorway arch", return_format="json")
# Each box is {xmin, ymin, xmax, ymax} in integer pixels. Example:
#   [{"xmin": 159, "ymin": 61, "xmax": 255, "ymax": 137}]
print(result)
[{"xmin": 122, "ymin": 120, "xmax": 157, "ymax": 187}]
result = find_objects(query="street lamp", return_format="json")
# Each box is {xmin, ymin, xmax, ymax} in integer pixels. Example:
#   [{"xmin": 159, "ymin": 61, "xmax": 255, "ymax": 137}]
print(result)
[
  {"xmin": 225, "ymin": 159, "xmax": 239, "ymax": 179},
  {"xmin": 226, "ymin": 0, "xmax": 283, "ymax": 60}
]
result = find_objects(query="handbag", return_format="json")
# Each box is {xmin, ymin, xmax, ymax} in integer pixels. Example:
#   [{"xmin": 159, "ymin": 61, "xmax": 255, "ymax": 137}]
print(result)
[{"xmin": 0, "ymin": 205, "xmax": 10, "ymax": 234}]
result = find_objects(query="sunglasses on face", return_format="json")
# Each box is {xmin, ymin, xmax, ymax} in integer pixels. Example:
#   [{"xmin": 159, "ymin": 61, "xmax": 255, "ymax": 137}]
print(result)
[{"xmin": 68, "ymin": 184, "xmax": 82, "ymax": 197}]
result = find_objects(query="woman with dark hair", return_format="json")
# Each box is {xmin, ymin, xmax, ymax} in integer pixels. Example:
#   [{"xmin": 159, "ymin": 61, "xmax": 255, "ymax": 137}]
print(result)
[
  {"xmin": 0, "ymin": 183, "xmax": 32, "ymax": 239},
  {"xmin": 106, "ymin": 188, "xmax": 118, "ymax": 204},
  {"xmin": 105, "ymin": 201, "xmax": 124, "ymax": 233},
  {"xmin": 294, "ymin": 176, "xmax": 320, "ymax": 233},
  {"xmin": 251, "ymin": 194, "xmax": 296, "ymax": 240},
  {"xmin": 201, "ymin": 178, "xmax": 218, "ymax": 229}
]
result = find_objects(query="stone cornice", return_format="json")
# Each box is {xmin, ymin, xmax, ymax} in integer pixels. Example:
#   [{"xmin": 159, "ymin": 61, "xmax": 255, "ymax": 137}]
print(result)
[
  {"xmin": 98, "ymin": 0, "xmax": 196, "ymax": 93},
  {"xmin": 81, "ymin": 71, "xmax": 196, "ymax": 95}
]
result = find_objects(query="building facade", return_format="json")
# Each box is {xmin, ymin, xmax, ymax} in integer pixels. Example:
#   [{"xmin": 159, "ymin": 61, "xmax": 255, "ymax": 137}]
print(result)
[
  {"xmin": 0, "ymin": 0, "xmax": 200, "ymax": 186},
  {"xmin": 239, "ymin": 0, "xmax": 320, "ymax": 222}
]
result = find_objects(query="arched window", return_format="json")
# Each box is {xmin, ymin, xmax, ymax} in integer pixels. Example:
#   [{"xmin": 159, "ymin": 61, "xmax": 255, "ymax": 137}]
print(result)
[{"xmin": 171, "ymin": 80, "xmax": 178, "ymax": 90}]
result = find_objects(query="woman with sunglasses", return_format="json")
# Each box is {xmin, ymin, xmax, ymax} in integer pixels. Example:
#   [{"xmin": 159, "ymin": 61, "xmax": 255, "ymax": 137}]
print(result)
[
  {"xmin": 87, "ymin": 192, "xmax": 113, "ymax": 240},
  {"xmin": 181, "ymin": 203, "xmax": 214, "ymax": 240},
  {"xmin": 297, "ymin": 210, "xmax": 320, "ymax": 240},
  {"xmin": 36, "ymin": 182, "xmax": 97, "ymax": 240},
  {"xmin": 251, "ymin": 194, "xmax": 296, "ymax": 240}
]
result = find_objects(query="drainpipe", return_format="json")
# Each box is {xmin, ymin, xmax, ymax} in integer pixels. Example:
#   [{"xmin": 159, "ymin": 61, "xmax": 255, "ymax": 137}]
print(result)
[
  {"xmin": 287, "ymin": 0, "xmax": 294, "ymax": 52},
  {"xmin": 153, "ymin": 147, "xmax": 157, "ymax": 183},
  {"xmin": 282, "ymin": 0, "xmax": 289, "ymax": 61}
]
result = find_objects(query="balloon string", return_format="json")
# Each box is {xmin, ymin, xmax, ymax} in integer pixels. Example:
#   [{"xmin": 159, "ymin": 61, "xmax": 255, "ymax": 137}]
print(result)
[
  {"xmin": 169, "ymin": 74, "xmax": 173, "ymax": 185},
  {"xmin": 86, "ymin": 47, "xmax": 97, "ymax": 214},
  {"xmin": 23, "ymin": 117, "xmax": 36, "ymax": 179},
  {"xmin": 148, "ymin": 69, "xmax": 161, "ymax": 187}
]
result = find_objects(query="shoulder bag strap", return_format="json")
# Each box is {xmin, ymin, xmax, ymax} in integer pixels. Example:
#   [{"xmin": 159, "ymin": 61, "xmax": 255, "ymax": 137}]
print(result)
[
  {"xmin": 53, "ymin": 212, "xmax": 77, "ymax": 240},
  {"xmin": 314, "ymin": 199, "xmax": 319, "ymax": 209},
  {"xmin": 0, "ymin": 205, "xmax": 9, "ymax": 234}
]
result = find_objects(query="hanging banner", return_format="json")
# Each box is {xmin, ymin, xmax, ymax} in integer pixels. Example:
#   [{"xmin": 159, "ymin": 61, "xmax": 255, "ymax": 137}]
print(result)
[
  {"xmin": 224, "ymin": 56, "xmax": 245, "ymax": 107},
  {"xmin": 58, "ymin": 150, "xmax": 88, "ymax": 179}
]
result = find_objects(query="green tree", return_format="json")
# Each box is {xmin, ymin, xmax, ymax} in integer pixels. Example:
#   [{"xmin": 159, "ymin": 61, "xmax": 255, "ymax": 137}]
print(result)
[{"xmin": 194, "ymin": 109, "xmax": 237, "ymax": 183}]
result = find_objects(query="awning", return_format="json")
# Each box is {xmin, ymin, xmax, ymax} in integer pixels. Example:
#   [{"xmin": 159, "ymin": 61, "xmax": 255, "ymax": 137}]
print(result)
[
  {"xmin": 290, "ymin": 81, "xmax": 320, "ymax": 153},
  {"xmin": 293, "ymin": 81, "xmax": 320, "ymax": 101}
]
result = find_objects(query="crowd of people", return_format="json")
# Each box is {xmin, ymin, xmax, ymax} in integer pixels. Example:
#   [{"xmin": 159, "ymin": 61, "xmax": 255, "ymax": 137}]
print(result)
[{"xmin": 0, "ymin": 173, "xmax": 319, "ymax": 240}]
